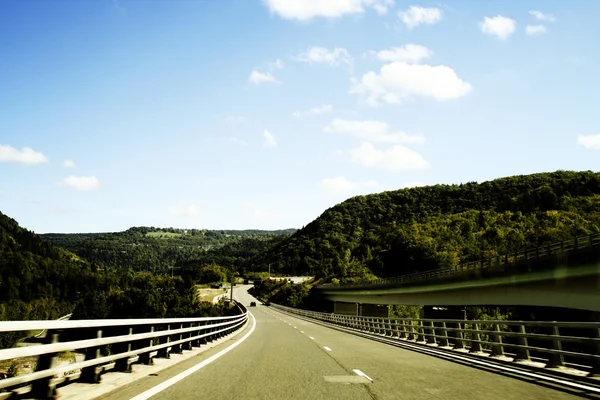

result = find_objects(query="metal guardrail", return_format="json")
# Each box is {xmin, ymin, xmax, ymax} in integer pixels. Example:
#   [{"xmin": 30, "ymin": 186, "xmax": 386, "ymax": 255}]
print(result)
[
  {"xmin": 33, "ymin": 314, "xmax": 73, "ymax": 339},
  {"xmin": 272, "ymin": 304, "xmax": 600, "ymax": 376},
  {"xmin": 0, "ymin": 304, "xmax": 248, "ymax": 399},
  {"xmin": 320, "ymin": 232, "xmax": 600, "ymax": 289}
]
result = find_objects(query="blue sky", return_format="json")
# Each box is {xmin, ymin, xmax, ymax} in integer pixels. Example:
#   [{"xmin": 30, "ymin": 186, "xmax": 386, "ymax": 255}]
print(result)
[{"xmin": 1, "ymin": 0, "xmax": 599, "ymax": 233}]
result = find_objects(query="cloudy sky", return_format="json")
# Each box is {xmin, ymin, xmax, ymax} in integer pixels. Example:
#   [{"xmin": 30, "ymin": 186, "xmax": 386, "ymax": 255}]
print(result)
[{"xmin": 1, "ymin": 0, "xmax": 599, "ymax": 233}]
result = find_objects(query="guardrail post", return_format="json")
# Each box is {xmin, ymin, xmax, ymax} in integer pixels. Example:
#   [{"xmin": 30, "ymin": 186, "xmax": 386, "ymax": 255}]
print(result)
[
  {"xmin": 469, "ymin": 323, "xmax": 483, "ymax": 353},
  {"xmin": 416, "ymin": 320, "xmax": 425, "ymax": 343},
  {"xmin": 546, "ymin": 326, "xmax": 565, "ymax": 368},
  {"xmin": 427, "ymin": 321, "xmax": 437, "ymax": 345},
  {"xmin": 453, "ymin": 322, "xmax": 465, "ymax": 350},
  {"xmin": 170, "ymin": 324, "xmax": 183, "ymax": 354},
  {"xmin": 81, "ymin": 329, "xmax": 103, "ymax": 383},
  {"xmin": 408, "ymin": 321, "xmax": 416, "ymax": 341},
  {"xmin": 514, "ymin": 325, "xmax": 530, "ymax": 361},
  {"xmin": 439, "ymin": 322, "xmax": 449, "ymax": 347},
  {"xmin": 30, "ymin": 330, "xmax": 60, "ymax": 399},
  {"xmin": 139, "ymin": 325, "xmax": 155, "ymax": 365},
  {"xmin": 491, "ymin": 324, "xmax": 505, "ymax": 357},
  {"xmin": 189, "ymin": 322, "xmax": 200, "ymax": 349},
  {"xmin": 157, "ymin": 325, "xmax": 171, "ymax": 359},
  {"xmin": 115, "ymin": 327, "xmax": 134, "ymax": 372}
]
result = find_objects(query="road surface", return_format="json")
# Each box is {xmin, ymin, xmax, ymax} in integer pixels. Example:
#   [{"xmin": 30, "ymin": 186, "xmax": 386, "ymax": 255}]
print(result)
[{"xmin": 102, "ymin": 286, "xmax": 583, "ymax": 400}]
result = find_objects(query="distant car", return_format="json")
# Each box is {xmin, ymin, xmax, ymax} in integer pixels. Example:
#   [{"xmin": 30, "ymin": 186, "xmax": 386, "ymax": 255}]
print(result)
[{"xmin": 250, "ymin": 301, "xmax": 256, "ymax": 307}]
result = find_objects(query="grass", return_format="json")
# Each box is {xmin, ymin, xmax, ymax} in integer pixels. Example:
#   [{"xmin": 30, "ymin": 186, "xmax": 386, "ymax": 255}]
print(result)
[
  {"xmin": 145, "ymin": 231, "xmax": 183, "ymax": 238},
  {"xmin": 196, "ymin": 287, "xmax": 228, "ymax": 303}
]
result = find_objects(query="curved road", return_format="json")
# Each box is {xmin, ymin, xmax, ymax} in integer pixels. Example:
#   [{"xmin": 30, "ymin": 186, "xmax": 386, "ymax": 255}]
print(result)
[{"xmin": 102, "ymin": 286, "xmax": 582, "ymax": 400}]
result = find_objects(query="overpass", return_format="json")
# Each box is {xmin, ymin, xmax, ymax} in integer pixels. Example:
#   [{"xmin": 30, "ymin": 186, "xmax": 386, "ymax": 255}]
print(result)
[
  {"xmin": 1, "ymin": 286, "xmax": 600, "ymax": 399},
  {"xmin": 316, "ymin": 233, "xmax": 600, "ymax": 312}
]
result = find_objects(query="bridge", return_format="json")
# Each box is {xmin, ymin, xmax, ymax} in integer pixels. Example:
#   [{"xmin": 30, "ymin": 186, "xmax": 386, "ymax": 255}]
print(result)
[
  {"xmin": 317, "ymin": 233, "xmax": 600, "ymax": 312},
  {"xmin": 1, "ymin": 286, "xmax": 600, "ymax": 399}
]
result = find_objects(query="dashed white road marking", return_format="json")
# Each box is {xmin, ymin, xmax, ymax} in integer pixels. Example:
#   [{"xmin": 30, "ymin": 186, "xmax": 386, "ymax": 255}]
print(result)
[
  {"xmin": 300, "ymin": 331, "xmax": 304, "ymax": 333},
  {"xmin": 323, "ymin": 346, "xmax": 332, "ymax": 351},
  {"xmin": 353, "ymin": 369, "xmax": 373, "ymax": 382},
  {"xmin": 309, "ymin": 336, "xmax": 315, "ymax": 340}
]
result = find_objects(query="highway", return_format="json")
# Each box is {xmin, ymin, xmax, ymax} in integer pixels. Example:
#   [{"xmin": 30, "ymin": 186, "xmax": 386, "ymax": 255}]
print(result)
[{"xmin": 101, "ymin": 286, "xmax": 583, "ymax": 400}]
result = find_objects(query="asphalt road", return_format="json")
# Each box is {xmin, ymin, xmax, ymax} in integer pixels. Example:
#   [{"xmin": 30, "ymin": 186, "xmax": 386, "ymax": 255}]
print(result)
[{"xmin": 102, "ymin": 286, "xmax": 583, "ymax": 400}]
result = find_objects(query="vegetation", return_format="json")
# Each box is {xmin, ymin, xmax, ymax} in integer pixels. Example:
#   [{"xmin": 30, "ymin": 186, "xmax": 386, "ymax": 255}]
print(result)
[
  {"xmin": 0, "ymin": 212, "xmax": 238, "ymax": 348},
  {"xmin": 42, "ymin": 227, "xmax": 295, "ymax": 275},
  {"xmin": 251, "ymin": 171, "xmax": 600, "ymax": 281}
]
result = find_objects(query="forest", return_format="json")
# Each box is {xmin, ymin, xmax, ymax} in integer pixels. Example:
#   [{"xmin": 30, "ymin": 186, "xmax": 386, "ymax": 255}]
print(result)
[
  {"xmin": 3, "ymin": 170, "xmax": 600, "ymax": 336},
  {"xmin": 0, "ymin": 213, "xmax": 238, "ymax": 347},
  {"xmin": 42, "ymin": 227, "xmax": 295, "ymax": 274},
  {"xmin": 251, "ymin": 170, "xmax": 600, "ymax": 282}
]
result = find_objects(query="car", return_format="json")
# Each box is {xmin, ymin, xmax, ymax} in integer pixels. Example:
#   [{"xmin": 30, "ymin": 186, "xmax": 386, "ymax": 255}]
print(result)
[{"xmin": 250, "ymin": 301, "xmax": 256, "ymax": 307}]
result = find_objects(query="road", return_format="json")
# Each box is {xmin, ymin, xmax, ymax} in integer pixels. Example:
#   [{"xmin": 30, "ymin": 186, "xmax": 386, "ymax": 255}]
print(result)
[{"xmin": 102, "ymin": 286, "xmax": 583, "ymax": 400}]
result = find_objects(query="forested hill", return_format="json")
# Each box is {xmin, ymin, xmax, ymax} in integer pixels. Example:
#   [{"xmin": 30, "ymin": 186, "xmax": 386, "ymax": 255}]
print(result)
[
  {"xmin": 0, "ymin": 210, "xmax": 92, "ymax": 320},
  {"xmin": 252, "ymin": 170, "xmax": 600, "ymax": 281},
  {"xmin": 42, "ymin": 227, "xmax": 296, "ymax": 274}
]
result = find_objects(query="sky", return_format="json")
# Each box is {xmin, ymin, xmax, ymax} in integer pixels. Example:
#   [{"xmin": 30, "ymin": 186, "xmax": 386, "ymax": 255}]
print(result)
[{"xmin": 1, "ymin": 0, "xmax": 599, "ymax": 233}]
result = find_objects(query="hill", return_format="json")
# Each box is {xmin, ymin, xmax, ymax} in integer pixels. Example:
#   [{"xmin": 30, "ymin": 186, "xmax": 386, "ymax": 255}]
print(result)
[
  {"xmin": 0, "ymin": 213, "xmax": 234, "ymax": 343},
  {"xmin": 251, "ymin": 170, "xmax": 600, "ymax": 282},
  {"xmin": 42, "ymin": 227, "xmax": 296, "ymax": 274}
]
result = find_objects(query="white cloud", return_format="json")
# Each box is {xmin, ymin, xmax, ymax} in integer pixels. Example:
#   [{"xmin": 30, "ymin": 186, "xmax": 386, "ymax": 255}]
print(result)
[
  {"xmin": 349, "ymin": 61, "xmax": 472, "ymax": 106},
  {"xmin": 62, "ymin": 159, "xmax": 76, "ymax": 168},
  {"xmin": 263, "ymin": 130, "xmax": 277, "ymax": 147},
  {"xmin": 529, "ymin": 10, "xmax": 555, "ymax": 22},
  {"xmin": 269, "ymin": 58, "xmax": 285, "ymax": 69},
  {"xmin": 249, "ymin": 70, "xmax": 281, "ymax": 84},
  {"xmin": 225, "ymin": 115, "xmax": 246, "ymax": 123},
  {"xmin": 293, "ymin": 104, "xmax": 333, "ymax": 118},
  {"xmin": 168, "ymin": 204, "xmax": 199, "ymax": 218},
  {"xmin": 0, "ymin": 144, "xmax": 48, "ymax": 165},
  {"xmin": 348, "ymin": 142, "xmax": 429, "ymax": 171},
  {"xmin": 370, "ymin": 44, "xmax": 433, "ymax": 64},
  {"xmin": 60, "ymin": 176, "xmax": 100, "ymax": 191},
  {"xmin": 372, "ymin": 0, "xmax": 394, "ymax": 15},
  {"xmin": 578, "ymin": 134, "xmax": 600, "ymax": 149},
  {"xmin": 398, "ymin": 6, "xmax": 442, "ymax": 29},
  {"xmin": 320, "ymin": 176, "xmax": 380, "ymax": 195},
  {"xmin": 526, "ymin": 25, "xmax": 547, "ymax": 35},
  {"xmin": 229, "ymin": 137, "xmax": 248, "ymax": 146},
  {"xmin": 262, "ymin": 0, "xmax": 395, "ymax": 21},
  {"xmin": 480, "ymin": 16, "xmax": 516, "ymax": 40},
  {"xmin": 325, "ymin": 118, "xmax": 424, "ymax": 144},
  {"xmin": 296, "ymin": 46, "xmax": 353, "ymax": 68}
]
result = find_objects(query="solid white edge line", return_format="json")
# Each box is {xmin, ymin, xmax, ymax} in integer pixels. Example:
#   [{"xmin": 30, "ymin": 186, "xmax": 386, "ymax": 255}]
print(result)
[
  {"xmin": 129, "ymin": 312, "xmax": 257, "ymax": 400},
  {"xmin": 323, "ymin": 346, "xmax": 332, "ymax": 351},
  {"xmin": 353, "ymin": 369, "xmax": 373, "ymax": 382}
]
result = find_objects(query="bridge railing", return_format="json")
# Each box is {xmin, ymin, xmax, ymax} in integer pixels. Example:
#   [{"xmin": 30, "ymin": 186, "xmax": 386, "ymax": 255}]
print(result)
[
  {"xmin": 320, "ymin": 232, "xmax": 600, "ymax": 289},
  {"xmin": 0, "ymin": 303, "xmax": 248, "ymax": 399},
  {"xmin": 272, "ymin": 303, "xmax": 600, "ymax": 376}
]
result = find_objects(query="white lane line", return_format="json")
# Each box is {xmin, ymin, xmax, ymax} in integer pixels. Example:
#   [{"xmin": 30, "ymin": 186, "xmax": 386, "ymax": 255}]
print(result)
[
  {"xmin": 129, "ymin": 312, "xmax": 257, "ymax": 400},
  {"xmin": 323, "ymin": 346, "xmax": 332, "ymax": 351},
  {"xmin": 309, "ymin": 336, "xmax": 315, "ymax": 340},
  {"xmin": 353, "ymin": 369, "xmax": 373, "ymax": 382},
  {"xmin": 300, "ymin": 331, "xmax": 304, "ymax": 333},
  {"xmin": 294, "ymin": 326, "xmax": 297, "ymax": 329}
]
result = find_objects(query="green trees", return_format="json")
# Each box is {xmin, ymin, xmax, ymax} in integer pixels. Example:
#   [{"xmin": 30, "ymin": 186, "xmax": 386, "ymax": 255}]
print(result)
[{"xmin": 252, "ymin": 171, "xmax": 600, "ymax": 280}]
